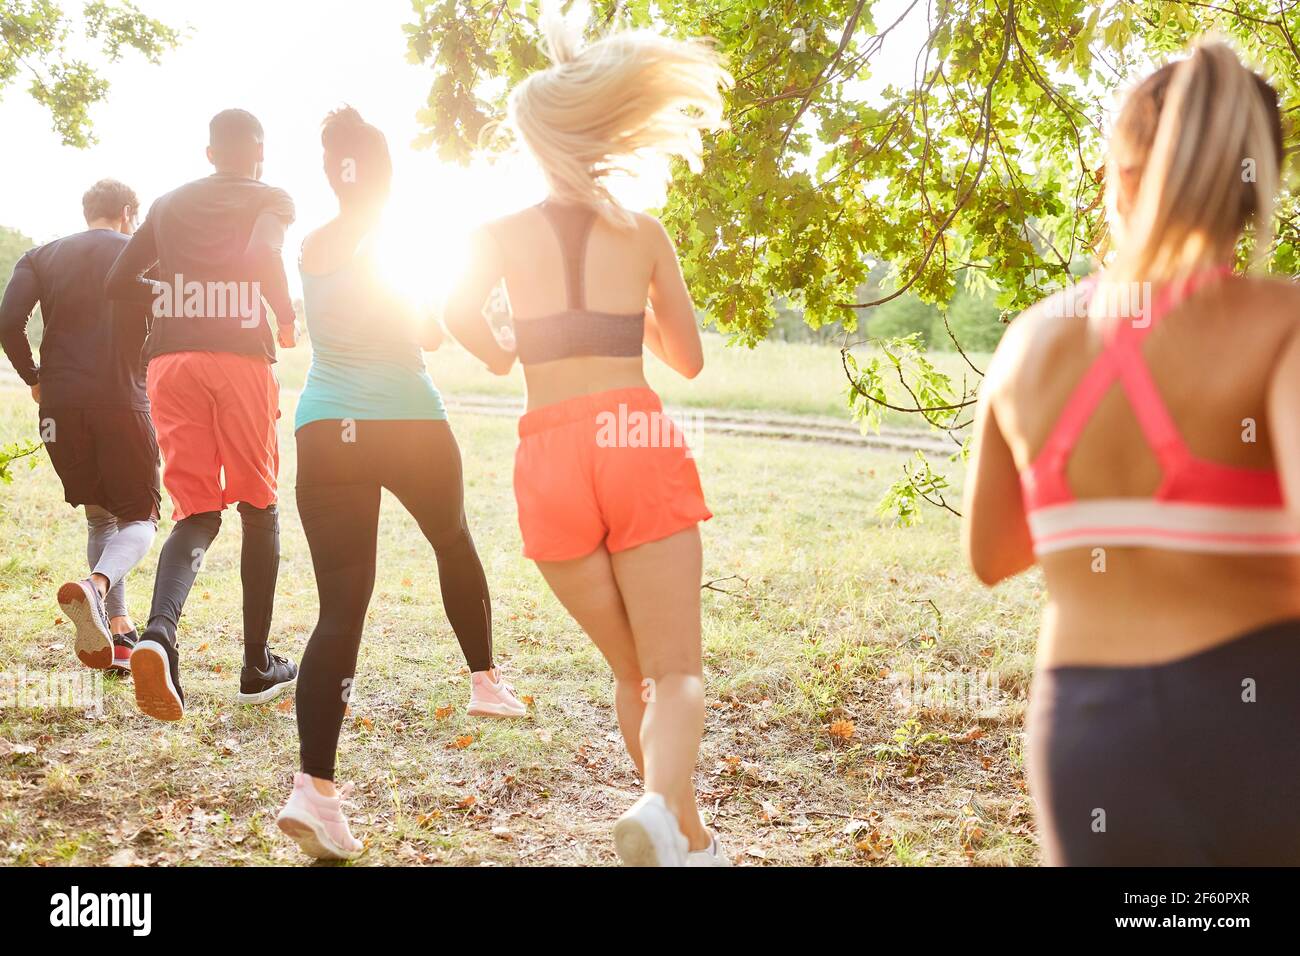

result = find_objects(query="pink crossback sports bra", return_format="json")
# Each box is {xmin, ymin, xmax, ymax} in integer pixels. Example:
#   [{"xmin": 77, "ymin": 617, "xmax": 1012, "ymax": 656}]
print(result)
[{"xmin": 1020, "ymin": 266, "xmax": 1300, "ymax": 556}]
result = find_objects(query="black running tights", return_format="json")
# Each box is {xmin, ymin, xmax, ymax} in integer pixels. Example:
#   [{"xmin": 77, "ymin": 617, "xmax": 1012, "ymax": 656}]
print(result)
[{"xmin": 294, "ymin": 418, "xmax": 493, "ymax": 780}]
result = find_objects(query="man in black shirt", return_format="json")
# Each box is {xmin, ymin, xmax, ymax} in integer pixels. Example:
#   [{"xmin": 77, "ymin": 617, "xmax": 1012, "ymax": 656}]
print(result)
[
  {"xmin": 0, "ymin": 179, "xmax": 160, "ymax": 674},
  {"xmin": 105, "ymin": 109, "xmax": 299, "ymax": 721}
]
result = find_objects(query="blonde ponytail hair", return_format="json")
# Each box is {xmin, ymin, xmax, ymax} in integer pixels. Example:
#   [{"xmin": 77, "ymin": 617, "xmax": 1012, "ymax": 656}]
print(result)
[
  {"xmin": 1097, "ymin": 38, "xmax": 1283, "ymax": 315},
  {"xmin": 506, "ymin": 2, "xmax": 731, "ymax": 227}
]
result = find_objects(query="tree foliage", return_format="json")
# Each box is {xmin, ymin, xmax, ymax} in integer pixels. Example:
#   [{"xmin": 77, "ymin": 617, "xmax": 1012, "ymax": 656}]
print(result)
[
  {"xmin": 408, "ymin": 0, "xmax": 1299, "ymax": 520},
  {"xmin": 1, "ymin": 1, "xmax": 179, "ymax": 147}
]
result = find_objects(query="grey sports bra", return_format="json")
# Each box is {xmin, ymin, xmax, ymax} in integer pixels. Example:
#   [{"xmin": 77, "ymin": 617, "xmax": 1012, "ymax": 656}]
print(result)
[{"xmin": 498, "ymin": 200, "xmax": 645, "ymax": 365}]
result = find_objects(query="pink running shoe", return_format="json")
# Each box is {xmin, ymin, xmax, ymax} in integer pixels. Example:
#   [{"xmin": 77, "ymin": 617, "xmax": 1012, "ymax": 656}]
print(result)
[
  {"xmin": 467, "ymin": 668, "xmax": 527, "ymax": 718},
  {"xmin": 276, "ymin": 772, "xmax": 363, "ymax": 861}
]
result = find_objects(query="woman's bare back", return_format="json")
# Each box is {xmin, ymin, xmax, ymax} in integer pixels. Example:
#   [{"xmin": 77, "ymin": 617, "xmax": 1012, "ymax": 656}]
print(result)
[{"xmin": 990, "ymin": 276, "xmax": 1300, "ymax": 665}]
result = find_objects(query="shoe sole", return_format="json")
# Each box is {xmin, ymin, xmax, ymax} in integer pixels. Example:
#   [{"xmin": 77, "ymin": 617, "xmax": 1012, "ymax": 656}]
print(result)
[
  {"xmin": 466, "ymin": 701, "xmax": 527, "ymax": 718},
  {"xmin": 613, "ymin": 815, "xmax": 667, "ymax": 867},
  {"xmin": 276, "ymin": 810, "xmax": 361, "ymax": 861},
  {"xmin": 131, "ymin": 641, "xmax": 184, "ymax": 721},
  {"xmin": 237, "ymin": 677, "xmax": 296, "ymax": 705},
  {"xmin": 58, "ymin": 582, "xmax": 112, "ymax": 669}
]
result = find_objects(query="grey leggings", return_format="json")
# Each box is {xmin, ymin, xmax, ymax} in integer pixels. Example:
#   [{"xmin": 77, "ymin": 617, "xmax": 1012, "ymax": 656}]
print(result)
[{"xmin": 85, "ymin": 505, "xmax": 157, "ymax": 620}]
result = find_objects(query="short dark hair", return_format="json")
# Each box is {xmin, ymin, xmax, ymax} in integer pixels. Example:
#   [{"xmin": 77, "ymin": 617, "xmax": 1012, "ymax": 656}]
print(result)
[
  {"xmin": 82, "ymin": 179, "xmax": 139, "ymax": 222},
  {"xmin": 209, "ymin": 108, "xmax": 264, "ymax": 158},
  {"xmin": 321, "ymin": 106, "xmax": 392, "ymax": 207}
]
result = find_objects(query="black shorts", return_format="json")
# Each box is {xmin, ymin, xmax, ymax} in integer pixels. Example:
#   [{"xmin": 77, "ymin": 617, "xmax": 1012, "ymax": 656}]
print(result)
[
  {"xmin": 39, "ymin": 406, "xmax": 161, "ymax": 522},
  {"xmin": 1027, "ymin": 619, "xmax": 1300, "ymax": 865}
]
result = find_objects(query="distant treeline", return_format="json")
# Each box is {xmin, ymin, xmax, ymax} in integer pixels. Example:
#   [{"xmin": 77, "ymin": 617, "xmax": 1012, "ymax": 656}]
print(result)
[{"xmin": 768, "ymin": 259, "xmax": 1097, "ymax": 352}]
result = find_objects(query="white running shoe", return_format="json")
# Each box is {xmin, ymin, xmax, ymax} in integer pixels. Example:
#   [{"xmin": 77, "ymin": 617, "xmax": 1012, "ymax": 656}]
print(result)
[
  {"xmin": 58, "ymin": 578, "xmax": 112, "ymax": 669},
  {"xmin": 686, "ymin": 831, "xmax": 732, "ymax": 866},
  {"xmin": 613, "ymin": 793, "xmax": 689, "ymax": 867}
]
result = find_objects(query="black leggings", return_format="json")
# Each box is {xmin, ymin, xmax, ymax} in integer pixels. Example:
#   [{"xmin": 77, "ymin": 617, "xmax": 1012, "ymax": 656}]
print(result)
[
  {"xmin": 145, "ymin": 501, "xmax": 280, "ymax": 668},
  {"xmin": 294, "ymin": 418, "xmax": 493, "ymax": 780},
  {"xmin": 1027, "ymin": 618, "xmax": 1300, "ymax": 865}
]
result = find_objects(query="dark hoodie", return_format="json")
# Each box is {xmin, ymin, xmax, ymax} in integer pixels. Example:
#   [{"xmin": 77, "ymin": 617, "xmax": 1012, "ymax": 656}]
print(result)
[
  {"xmin": 105, "ymin": 172, "xmax": 296, "ymax": 363},
  {"xmin": 0, "ymin": 228, "xmax": 151, "ymax": 409}
]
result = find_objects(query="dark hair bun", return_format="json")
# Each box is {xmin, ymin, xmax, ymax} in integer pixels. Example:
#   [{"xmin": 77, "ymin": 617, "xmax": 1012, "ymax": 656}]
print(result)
[{"xmin": 320, "ymin": 105, "xmax": 393, "ymax": 206}]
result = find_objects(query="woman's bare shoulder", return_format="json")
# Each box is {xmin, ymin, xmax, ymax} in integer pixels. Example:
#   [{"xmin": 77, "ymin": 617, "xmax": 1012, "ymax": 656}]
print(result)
[
  {"xmin": 985, "ymin": 283, "xmax": 1091, "ymax": 391},
  {"xmin": 1235, "ymin": 274, "xmax": 1300, "ymax": 329}
]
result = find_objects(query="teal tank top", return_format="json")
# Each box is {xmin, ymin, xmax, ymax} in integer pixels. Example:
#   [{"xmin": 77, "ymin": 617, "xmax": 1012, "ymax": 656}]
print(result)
[{"xmin": 295, "ymin": 248, "xmax": 446, "ymax": 431}]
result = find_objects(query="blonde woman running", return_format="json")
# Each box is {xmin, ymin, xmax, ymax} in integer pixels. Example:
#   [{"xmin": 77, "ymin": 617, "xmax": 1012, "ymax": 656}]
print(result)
[
  {"xmin": 446, "ymin": 11, "xmax": 731, "ymax": 866},
  {"xmin": 964, "ymin": 40, "xmax": 1300, "ymax": 864}
]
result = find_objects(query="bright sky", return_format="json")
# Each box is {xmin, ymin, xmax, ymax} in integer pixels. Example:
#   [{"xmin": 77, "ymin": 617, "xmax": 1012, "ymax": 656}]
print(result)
[
  {"xmin": 0, "ymin": 0, "xmax": 929, "ymax": 304},
  {"xmin": 0, "ymin": 0, "xmax": 553, "ymax": 304}
]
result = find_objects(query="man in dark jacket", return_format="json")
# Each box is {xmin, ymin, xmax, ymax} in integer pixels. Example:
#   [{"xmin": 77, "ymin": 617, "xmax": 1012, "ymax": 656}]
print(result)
[{"xmin": 0, "ymin": 179, "xmax": 159, "ymax": 675}]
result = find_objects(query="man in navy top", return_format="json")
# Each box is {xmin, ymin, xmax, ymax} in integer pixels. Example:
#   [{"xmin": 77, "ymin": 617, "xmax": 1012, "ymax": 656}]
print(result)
[{"xmin": 0, "ymin": 179, "xmax": 159, "ymax": 674}]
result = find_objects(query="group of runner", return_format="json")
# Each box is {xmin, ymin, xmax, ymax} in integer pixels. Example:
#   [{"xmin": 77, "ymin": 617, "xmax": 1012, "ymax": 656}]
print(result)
[
  {"xmin": 4, "ymin": 17, "xmax": 1300, "ymax": 866},
  {"xmin": 1, "ymin": 18, "xmax": 730, "ymax": 866}
]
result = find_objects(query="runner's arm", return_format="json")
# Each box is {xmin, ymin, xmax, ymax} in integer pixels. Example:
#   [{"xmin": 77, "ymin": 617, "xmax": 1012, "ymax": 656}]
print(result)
[
  {"xmin": 0, "ymin": 253, "xmax": 41, "ymax": 387},
  {"xmin": 103, "ymin": 224, "xmax": 160, "ymax": 306},
  {"xmin": 244, "ymin": 212, "xmax": 298, "ymax": 342},
  {"xmin": 644, "ymin": 216, "xmax": 703, "ymax": 379},
  {"xmin": 1269, "ymin": 324, "xmax": 1300, "ymax": 514},
  {"xmin": 445, "ymin": 228, "xmax": 516, "ymax": 375}
]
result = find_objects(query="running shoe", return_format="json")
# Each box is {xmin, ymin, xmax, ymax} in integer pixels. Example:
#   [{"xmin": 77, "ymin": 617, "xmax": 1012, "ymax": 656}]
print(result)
[
  {"xmin": 277, "ymin": 772, "xmax": 363, "ymax": 861},
  {"xmin": 108, "ymin": 630, "xmax": 138, "ymax": 676},
  {"xmin": 467, "ymin": 667, "xmax": 527, "ymax": 718},
  {"xmin": 131, "ymin": 634, "xmax": 185, "ymax": 721},
  {"xmin": 238, "ymin": 650, "xmax": 297, "ymax": 705},
  {"xmin": 57, "ymin": 578, "xmax": 112, "ymax": 669},
  {"xmin": 613, "ymin": 793, "xmax": 689, "ymax": 867},
  {"xmin": 686, "ymin": 831, "xmax": 732, "ymax": 867}
]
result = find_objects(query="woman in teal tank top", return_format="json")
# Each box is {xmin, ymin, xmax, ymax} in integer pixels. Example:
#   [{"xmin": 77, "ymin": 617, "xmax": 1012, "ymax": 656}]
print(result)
[
  {"xmin": 295, "ymin": 243, "xmax": 446, "ymax": 431},
  {"xmin": 276, "ymin": 107, "xmax": 527, "ymax": 862}
]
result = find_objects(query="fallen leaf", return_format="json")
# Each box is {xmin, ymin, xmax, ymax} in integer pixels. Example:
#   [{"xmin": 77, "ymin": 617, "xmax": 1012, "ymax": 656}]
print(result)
[
  {"xmin": 450, "ymin": 734, "xmax": 474, "ymax": 750},
  {"xmin": 434, "ymin": 705, "xmax": 453, "ymax": 721},
  {"xmin": 457, "ymin": 795, "xmax": 477, "ymax": 810},
  {"xmin": 107, "ymin": 848, "xmax": 140, "ymax": 867},
  {"xmin": 829, "ymin": 719, "xmax": 855, "ymax": 741}
]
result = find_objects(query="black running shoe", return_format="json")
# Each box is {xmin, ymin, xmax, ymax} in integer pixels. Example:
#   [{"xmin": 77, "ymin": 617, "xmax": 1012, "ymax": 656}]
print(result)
[
  {"xmin": 108, "ymin": 629, "xmax": 138, "ymax": 676},
  {"xmin": 238, "ymin": 650, "xmax": 297, "ymax": 705},
  {"xmin": 132, "ymin": 632, "xmax": 185, "ymax": 721}
]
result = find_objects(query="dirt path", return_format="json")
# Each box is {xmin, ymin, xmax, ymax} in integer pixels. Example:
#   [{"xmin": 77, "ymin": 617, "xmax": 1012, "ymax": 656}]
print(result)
[{"xmin": 1, "ymin": 369, "xmax": 951, "ymax": 455}]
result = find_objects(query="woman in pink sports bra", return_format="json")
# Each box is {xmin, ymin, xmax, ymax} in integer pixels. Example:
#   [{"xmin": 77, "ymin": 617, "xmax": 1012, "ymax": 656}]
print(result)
[
  {"xmin": 445, "ymin": 13, "xmax": 731, "ymax": 866},
  {"xmin": 964, "ymin": 40, "xmax": 1300, "ymax": 864}
]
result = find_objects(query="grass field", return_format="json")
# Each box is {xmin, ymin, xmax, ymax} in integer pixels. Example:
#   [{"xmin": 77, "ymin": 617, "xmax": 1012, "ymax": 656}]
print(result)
[
  {"xmin": 0, "ymin": 340, "xmax": 1044, "ymax": 866},
  {"xmin": 276, "ymin": 333, "xmax": 991, "ymax": 425}
]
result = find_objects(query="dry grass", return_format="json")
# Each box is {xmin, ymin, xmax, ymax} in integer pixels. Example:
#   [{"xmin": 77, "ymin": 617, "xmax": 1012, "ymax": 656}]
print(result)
[{"xmin": 0, "ymin": 348, "xmax": 1042, "ymax": 866}]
